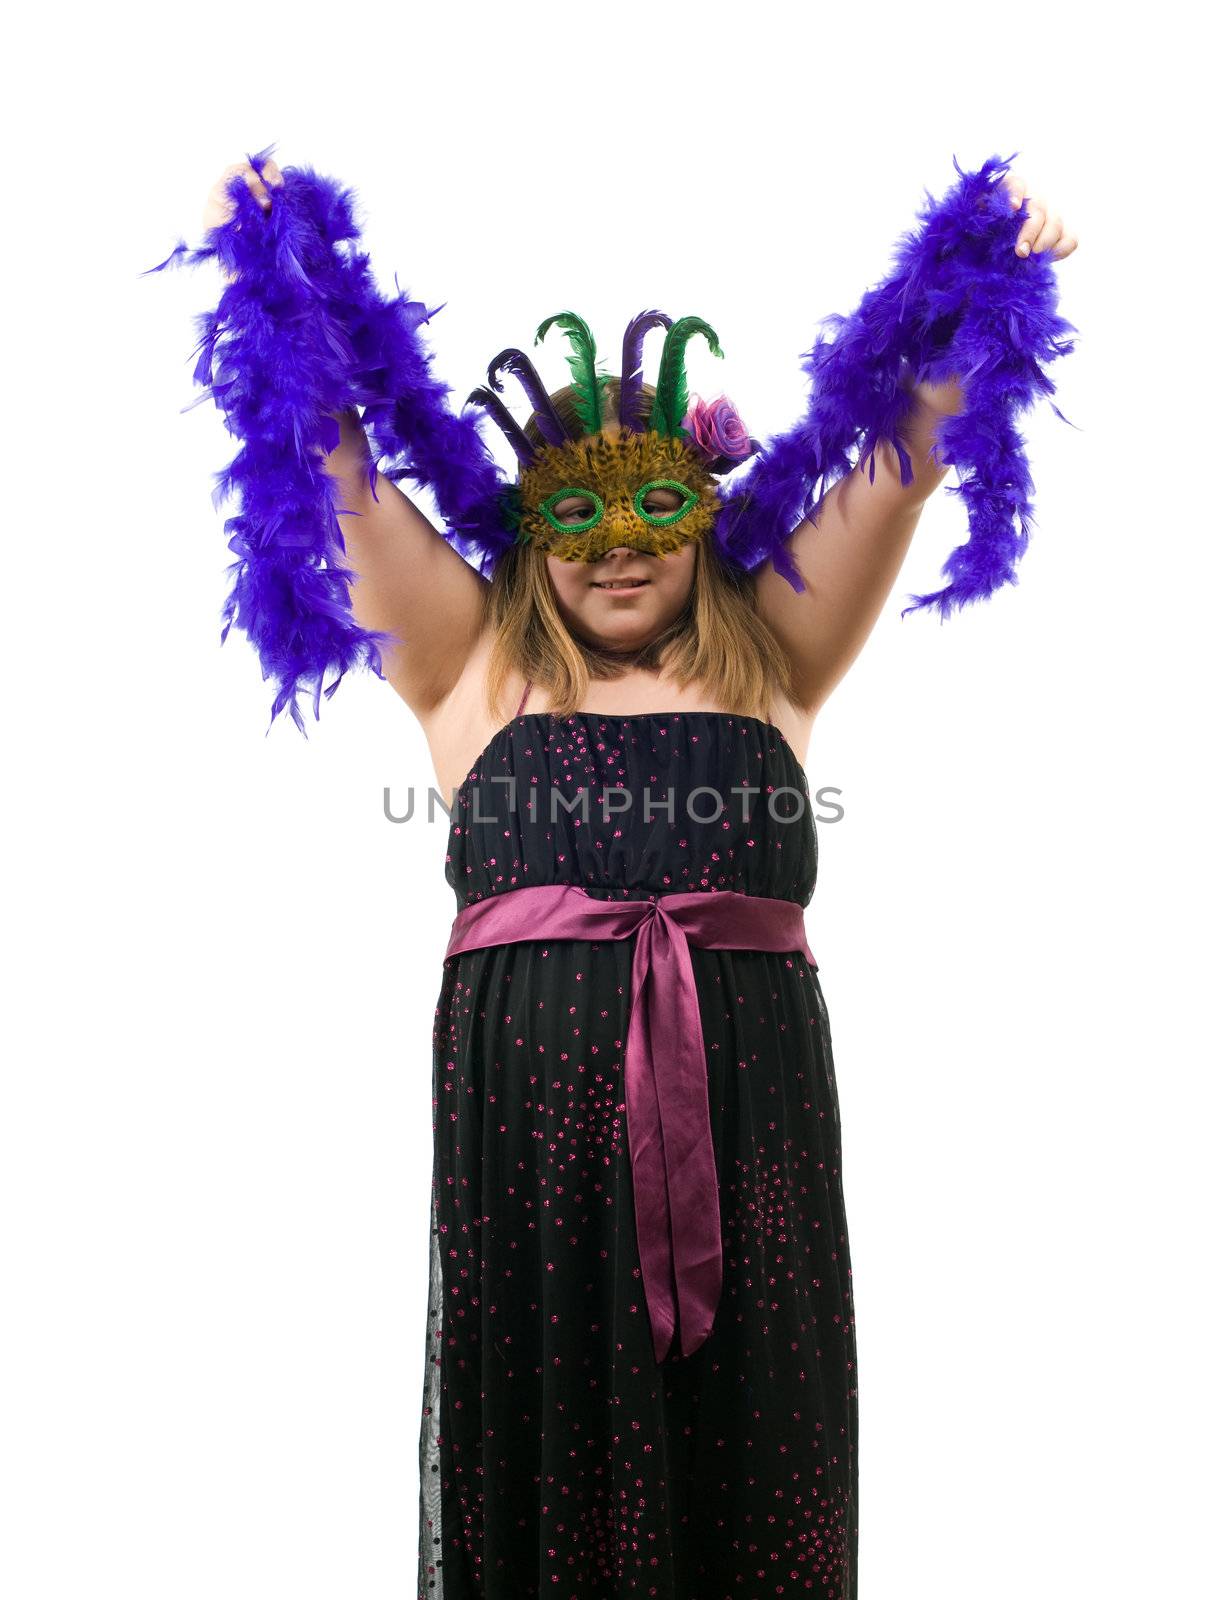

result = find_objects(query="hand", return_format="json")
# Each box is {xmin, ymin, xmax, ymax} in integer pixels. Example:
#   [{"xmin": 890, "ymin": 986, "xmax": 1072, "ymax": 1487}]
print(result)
[
  {"xmin": 999, "ymin": 170, "xmax": 1079, "ymax": 261},
  {"xmin": 202, "ymin": 157, "xmax": 285, "ymax": 233}
]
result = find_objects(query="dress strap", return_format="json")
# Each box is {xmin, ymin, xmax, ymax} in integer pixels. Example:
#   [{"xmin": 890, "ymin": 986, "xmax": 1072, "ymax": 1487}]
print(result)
[{"xmin": 514, "ymin": 677, "xmax": 533, "ymax": 717}]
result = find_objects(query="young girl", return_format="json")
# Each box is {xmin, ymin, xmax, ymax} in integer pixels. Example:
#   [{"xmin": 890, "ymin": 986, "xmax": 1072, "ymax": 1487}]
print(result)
[{"xmin": 191, "ymin": 155, "xmax": 1077, "ymax": 1600}]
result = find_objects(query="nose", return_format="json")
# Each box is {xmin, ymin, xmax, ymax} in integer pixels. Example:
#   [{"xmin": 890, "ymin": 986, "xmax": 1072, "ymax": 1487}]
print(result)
[{"xmin": 594, "ymin": 545, "xmax": 648, "ymax": 562}]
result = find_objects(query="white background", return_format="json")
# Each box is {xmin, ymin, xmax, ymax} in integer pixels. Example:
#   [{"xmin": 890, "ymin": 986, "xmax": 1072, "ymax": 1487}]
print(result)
[{"xmin": 4, "ymin": 2, "xmax": 1216, "ymax": 1595}]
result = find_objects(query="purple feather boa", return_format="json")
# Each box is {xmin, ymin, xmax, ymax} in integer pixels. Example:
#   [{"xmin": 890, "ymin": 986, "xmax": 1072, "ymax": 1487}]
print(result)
[
  {"xmin": 144, "ymin": 147, "xmax": 509, "ymax": 733},
  {"xmin": 716, "ymin": 151, "xmax": 1079, "ymax": 611},
  {"xmin": 147, "ymin": 147, "xmax": 1076, "ymax": 730}
]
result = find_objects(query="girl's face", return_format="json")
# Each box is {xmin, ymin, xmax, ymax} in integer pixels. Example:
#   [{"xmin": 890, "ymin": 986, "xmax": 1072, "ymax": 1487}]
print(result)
[
  {"xmin": 545, "ymin": 520, "xmax": 697, "ymax": 653},
  {"xmin": 532, "ymin": 416, "xmax": 701, "ymax": 652}
]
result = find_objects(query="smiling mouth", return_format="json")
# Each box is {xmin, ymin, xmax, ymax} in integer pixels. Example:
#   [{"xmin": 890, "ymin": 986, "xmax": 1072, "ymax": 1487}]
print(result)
[{"xmin": 591, "ymin": 578, "xmax": 650, "ymax": 590}]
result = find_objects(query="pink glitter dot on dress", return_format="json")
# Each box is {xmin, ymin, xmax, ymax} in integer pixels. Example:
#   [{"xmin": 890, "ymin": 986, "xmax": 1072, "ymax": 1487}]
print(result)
[{"xmin": 419, "ymin": 708, "xmax": 857, "ymax": 1599}]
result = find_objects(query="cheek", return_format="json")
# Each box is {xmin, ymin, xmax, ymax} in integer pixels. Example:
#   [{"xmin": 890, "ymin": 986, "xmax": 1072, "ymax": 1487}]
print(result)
[
  {"xmin": 654, "ymin": 548, "xmax": 697, "ymax": 601},
  {"xmin": 545, "ymin": 558, "xmax": 588, "ymax": 604}
]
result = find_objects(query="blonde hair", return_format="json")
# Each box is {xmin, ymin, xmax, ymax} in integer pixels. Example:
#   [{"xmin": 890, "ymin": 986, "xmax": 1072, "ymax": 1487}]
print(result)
[{"xmin": 481, "ymin": 376, "xmax": 795, "ymax": 723}]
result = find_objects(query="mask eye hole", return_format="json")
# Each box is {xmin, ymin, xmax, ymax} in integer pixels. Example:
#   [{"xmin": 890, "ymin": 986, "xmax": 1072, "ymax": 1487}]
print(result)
[
  {"xmin": 540, "ymin": 487, "xmax": 604, "ymax": 534},
  {"xmin": 635, "ymin": 479, "xmax": 698, "ymax": 527}
]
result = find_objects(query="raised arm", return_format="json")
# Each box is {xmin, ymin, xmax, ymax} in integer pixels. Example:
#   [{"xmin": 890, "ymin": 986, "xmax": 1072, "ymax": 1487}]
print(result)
[
  {"xmin": 320, "ymin": 409, "xmax": 487, "ymax": 718},
  {"xmin": 147, "ymin": 149, "xmax": 517, "ymax": 733},
  {"xmin": 716, "ymin": 153, "xmax": 1079, "ymax": 717},
  {"xmin": 753, "ymin": 379, "xmax": 960, "ymax": 715}
]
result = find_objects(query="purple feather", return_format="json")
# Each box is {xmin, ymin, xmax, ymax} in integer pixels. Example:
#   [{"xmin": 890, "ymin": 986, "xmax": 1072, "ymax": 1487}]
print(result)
[
  {"xmin": 485, "ymin": 350, "xmax": 568, "ymax": 449},
  {"xmin": 145, "ymin": 157, "xmax": 514, "ymax": 730},
  {"xmin": 620, "ymin": 311, "xmax": 674, "ymax": 432},
  {"xmin": 463, "ymin": 386, "xmax": 536, "ymax": 468},
  {"xmin": 716, "ymin": 151, "xmax": 1078, "ymax": 611}
]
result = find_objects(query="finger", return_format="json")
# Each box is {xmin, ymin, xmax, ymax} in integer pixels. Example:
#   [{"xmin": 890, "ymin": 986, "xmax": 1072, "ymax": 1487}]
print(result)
[
  {"xmin": 241, "ymin": 168, "xmax": 273, "ymax": 211},
  {"xmin": 209, "ymin": 163, "xmax": 256, "ymax": 204},
  {"xmin": 212, "ymin": 162, "xmax": 272, "ymax": 211},
  {"xmin": 261, "ymin": 158, "xmax": 285, "ymax": 187},
  {"xmin": 1015, "ymin": 201, "xmax": 1046, "ymax": 255},
  {"xmin": 1003, "ymin": 170, "xmax": 1027, "ymax": 208},
  {"xmin": 1052, "ymin": 231, "xmax": 1079, "ymax": 261},
  {"xmin": 1028, "ymin": 214, "xmax": 1063, "ymax": 255}
]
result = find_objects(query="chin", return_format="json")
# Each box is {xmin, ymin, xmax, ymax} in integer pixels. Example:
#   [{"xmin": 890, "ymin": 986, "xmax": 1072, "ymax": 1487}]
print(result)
[
  {"xmin": 585, "ymin": 627, "xmax": 655, "ymax": 653},
  {"xmin": 575, "ymin": 611, "xmax": 663, "ymax": 652}
]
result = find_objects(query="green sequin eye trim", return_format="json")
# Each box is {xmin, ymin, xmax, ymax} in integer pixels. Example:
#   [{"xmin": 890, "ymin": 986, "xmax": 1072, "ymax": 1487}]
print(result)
[
  {"xmin": 634, "ymin": 479, "xmax": 698, "ymax": 527},
  {"xmin": 539, "ymin": 486, "xmax": 604, "ymax": 535}
]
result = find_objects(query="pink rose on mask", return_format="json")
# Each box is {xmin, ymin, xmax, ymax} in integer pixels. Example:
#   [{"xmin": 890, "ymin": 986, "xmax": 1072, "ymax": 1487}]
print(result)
[{"xmin": 681, "ymin": 395, "xmax": 753, "ymax": 465}]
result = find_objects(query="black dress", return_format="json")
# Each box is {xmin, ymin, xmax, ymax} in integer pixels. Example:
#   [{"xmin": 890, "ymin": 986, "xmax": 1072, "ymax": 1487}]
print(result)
[{"xmin": 418, "ymin": 709, "xmax": 858, "ymax": 1599}]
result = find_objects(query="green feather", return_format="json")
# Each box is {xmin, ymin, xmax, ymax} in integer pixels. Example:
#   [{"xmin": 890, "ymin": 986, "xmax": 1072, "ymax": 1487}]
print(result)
[
  {"xmin": 535, "ymin": 311, "xmax": 606, "ymax": 435},
  {"xmin": 649, "ymin": 316, "xmax": 725, "ymax": 436}
]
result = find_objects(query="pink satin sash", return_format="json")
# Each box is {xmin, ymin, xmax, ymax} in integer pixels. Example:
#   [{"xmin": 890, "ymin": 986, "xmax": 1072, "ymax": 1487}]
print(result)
[{"xmin": 444, "ymin": 883, "xmax": 817, "ymax": 1363}]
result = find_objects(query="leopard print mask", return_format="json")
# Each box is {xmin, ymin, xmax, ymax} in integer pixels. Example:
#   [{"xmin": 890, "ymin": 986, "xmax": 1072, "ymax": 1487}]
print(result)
[{"xmin": 511, "ymin": 426, "xmax": 721, "ymax": 562}]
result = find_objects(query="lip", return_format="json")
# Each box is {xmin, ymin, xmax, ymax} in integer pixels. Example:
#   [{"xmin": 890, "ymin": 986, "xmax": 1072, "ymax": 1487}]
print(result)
[{"xmin": 590, "ymin": 577, "xmax": 651, "ymax": 590}]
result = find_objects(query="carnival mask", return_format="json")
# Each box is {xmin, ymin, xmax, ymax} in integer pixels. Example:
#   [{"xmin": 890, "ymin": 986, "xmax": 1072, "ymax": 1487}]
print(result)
[{"xmin": 464, "ymin": 310, "xmax": 759, "ymax": 563}]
